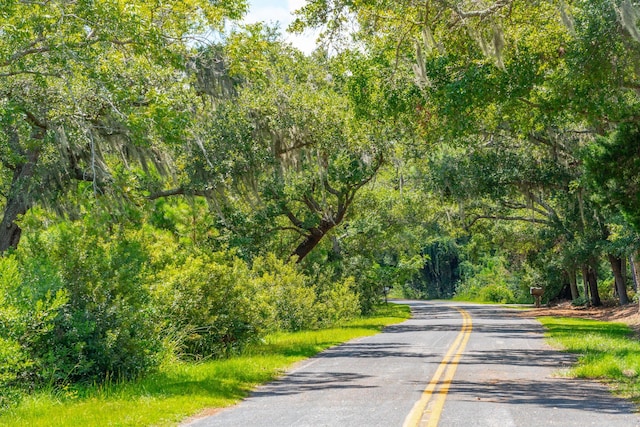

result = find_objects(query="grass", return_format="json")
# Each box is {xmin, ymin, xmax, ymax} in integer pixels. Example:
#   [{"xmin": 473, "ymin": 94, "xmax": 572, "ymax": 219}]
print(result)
[
  {"xmin": 0, "ymin": 304, "xmax": 410, "ymax": 427},
  {"xmin": 539, "ymin": 316, "xmax": 640, "ymax": 403}
]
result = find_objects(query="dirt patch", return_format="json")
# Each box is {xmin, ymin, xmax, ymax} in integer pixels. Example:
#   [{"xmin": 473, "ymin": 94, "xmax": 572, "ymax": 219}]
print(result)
[{"xmin": 519, "ymin": 301, "xmax": 640, "ymax": 337}]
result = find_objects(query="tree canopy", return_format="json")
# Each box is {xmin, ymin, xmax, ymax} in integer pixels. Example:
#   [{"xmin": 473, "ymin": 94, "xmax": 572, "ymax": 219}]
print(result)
[{"xmin": 4, "ymin": 0, "xmax": 640, "ymax": 405}]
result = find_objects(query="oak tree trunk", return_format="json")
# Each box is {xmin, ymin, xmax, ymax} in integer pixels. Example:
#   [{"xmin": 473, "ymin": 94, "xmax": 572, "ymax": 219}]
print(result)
[
  {"xmin": 567, "ymin": 268, "xmax": 579, "ymax": 300},
  {"xmin": 581, "ymin": 264, "xmax": 591, "ymax": 307},
  {"xmin": 0, "ymin": 148, "xmax": 39, "ymax": 253},
  {"xmin": 587, "ymin": 260, "xmax": 602, "ymax": 307},
  {"xmin": 292, "ymin": 230, "xmax": 325, "ymax": 262},
  {"xmin": 0, "ymin": 196, "xmax": 30, "ymax": 252},
  {"xmin": 631, "ymin": 253, "xmax": 640, "ymax": 292},
  {"xmin": 608, "ymin": 254, "xmax": 630, "ymax": 305},
  {"xmin": 291, "ymin": 218, "xmax": 338, "ymax": 263}
]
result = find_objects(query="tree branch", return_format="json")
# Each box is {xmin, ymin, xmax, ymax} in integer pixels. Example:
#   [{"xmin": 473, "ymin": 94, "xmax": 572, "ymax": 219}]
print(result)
[
  {"xmin": 0, "ymin": 38, "xmax": 49, "ymax": 68},
  {"xmin": 518, "ymin": 187, "xmax": 560, "ymax": 221},
  {"xmin": 302, "ymin": 193, "xmax": 322, "ymax": 213},
  {"xmin": 499, "ymin": 199, "xmax": 550, "ymax": 218},
  {"xmin": 23, "ymin": 109, "xmax": 48, "ymax": 130},
  {"xmin": 322, "ymin": 177, "xmax": 342, "ymax": 197},
  {"xmin": 283, "ymin": 205, "xmax": 306, "ymax": 229},
  {"xmin": 352, "ymin": 153, "xmax": 383, "ymax": 192}
]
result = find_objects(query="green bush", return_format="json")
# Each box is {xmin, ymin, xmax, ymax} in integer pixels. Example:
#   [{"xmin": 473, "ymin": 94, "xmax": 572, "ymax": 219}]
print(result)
[
  {"xmin": 154, "ymin": 251, "xmax": 262, "ymax": 359},
  {"xmin": 453, "ymin": 281, "xmax": 481, "ymax": 301},
  {"xmin": 317, "ymin": 276, "xmax": 360, "ymax": 327},
  {"xmin": 598, "ymin": 277, "xmax": 616, "ymax": 302},
  {"xmin": 478, "ymin": 283, "xmax": 515, "ymax": 304},
  {"xmin": 454, "ymin": 255, "xmax": 517, "ymax": 303},
  {"xmin": 341, "ymin": 255, "xmax": 384, "ymax": 314},
  {"xmin": 0, "ymin": 337, "xmax": 27, "ymax": 388},
  {"xmin": 11, "ymin": 221, "xmax": 162, "ymax": 385},
  {"xmin": 0, "ymin": 255, "xmax": 68, "ymax": 389},
  {"xmin": 252, "ymin": 254, "xmax": 318, "ymax": 331},
  {"xmin": 572, "ymin": 295, "xmax": 589, "ymax": 306},
  {"xmin": 1, "ymin": 207, "xmax": 371, "ymax": 404}
]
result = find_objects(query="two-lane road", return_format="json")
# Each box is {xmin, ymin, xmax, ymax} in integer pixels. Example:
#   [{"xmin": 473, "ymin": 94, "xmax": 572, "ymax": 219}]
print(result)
[{"xmin": 186, "ymin": 301, "xmax": 639, "ymax": 427}]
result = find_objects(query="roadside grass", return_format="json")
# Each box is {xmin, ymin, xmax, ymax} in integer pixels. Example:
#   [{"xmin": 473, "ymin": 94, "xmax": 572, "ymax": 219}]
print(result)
[
  {"xmin": 0, "ymin": 304, "xmax": 410, "ymax": 427},
  {"xmin": 539, "ymin": 316, "xmax": 640, "ymax": 403}
]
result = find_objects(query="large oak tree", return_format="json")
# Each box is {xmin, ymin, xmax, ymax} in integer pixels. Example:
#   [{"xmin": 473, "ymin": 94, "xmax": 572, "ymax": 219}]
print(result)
[{"xmin": 0, "ymin": 0, "xmax": 246, "ymax": 252}]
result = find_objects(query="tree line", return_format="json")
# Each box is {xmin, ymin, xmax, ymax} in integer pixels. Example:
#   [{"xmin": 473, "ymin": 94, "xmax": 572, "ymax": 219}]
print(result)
[{"xmin": 2, "ymin": 0, "xmax": 640, "ymax": 404}]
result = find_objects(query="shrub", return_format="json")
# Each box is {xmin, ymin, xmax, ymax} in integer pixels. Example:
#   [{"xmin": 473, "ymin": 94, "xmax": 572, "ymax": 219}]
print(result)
[
  {"xmin": 0, "ymin": 255, "xmax": 68, "ymax": 389},
  {"xmin": 572, "ymin": 295, "xmax": 589, "ymax": 306},
  {"xmin": 341, "ymin": 255, "xmax": 383, "ymax": 315},
  {"xmin": 478, "ymin": 283, "xmax": 515, "ymax": 304},
  {"xmin": 153, "ymin": 251, "xmax": 262, "ymax": 359},
  {"xmin": 317, "ymin": 276, "xmax": 360, "ymax": 327},
  {"xmin": 0, "ymin": 339, "xmax": 25, "ymax": 409},
  {"xmin": 252, "ymin": 254, "xmax": 318, "ymax": 331},
  {"xmin": 14, "ymin": 221, "xmax": 162, "ymax": 385},
  {"xmin": 454, "ymin": 255, "xmax": 518, "ymax": 303}
]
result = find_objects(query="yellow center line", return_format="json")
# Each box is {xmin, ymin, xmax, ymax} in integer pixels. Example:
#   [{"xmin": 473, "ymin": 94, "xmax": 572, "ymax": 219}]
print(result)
[{"xmin": 403, "ymin": 307, "xmax": 473, "ymax": 427}]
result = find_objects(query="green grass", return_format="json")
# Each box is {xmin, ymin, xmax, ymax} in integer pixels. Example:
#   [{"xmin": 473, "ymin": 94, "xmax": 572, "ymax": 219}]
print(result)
[
  {"xmin": 0, "ymin": 304, "xmax": 410, "ymax": 427},
  {"xmin": 540, "ymin": 316, "xmax": 640, "ymax": 403}
]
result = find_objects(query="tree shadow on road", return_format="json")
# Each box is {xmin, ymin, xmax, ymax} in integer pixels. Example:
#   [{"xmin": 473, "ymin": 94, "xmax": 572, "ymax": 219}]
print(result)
[
  {"xmin": 445, "ymin": 377, "xmax": 637, "ymax": 414},
  {"xmin": 249, "ymin": 371, "xmax": 376, "ymax": 398}
]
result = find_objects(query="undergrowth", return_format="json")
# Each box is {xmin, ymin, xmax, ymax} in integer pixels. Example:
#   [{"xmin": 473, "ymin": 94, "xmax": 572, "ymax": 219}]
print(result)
[{"xmin": 0, "ymin": 304, "xmax": 410, "ymax": 427}]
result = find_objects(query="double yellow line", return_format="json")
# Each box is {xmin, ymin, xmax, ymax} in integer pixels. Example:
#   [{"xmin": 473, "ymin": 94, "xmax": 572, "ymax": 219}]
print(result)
[{"xmin": 403, "ymin": 307, "xmax": 473, "ymax": 427}]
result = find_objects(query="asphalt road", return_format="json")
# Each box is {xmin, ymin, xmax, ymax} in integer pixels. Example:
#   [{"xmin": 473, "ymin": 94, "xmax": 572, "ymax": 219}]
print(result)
[{"xmin": 185, "ymin": 301, "xmax": 640, "ymax": 427}]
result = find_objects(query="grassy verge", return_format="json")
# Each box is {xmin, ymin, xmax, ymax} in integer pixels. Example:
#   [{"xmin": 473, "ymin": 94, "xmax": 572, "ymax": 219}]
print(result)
[
  {"xmin": 539, "ymin": 316, "xmax": 640, "ymax": 403},
  {"xmin": 0, "ymin": 304, "xmax": 410, "ymax": 427}
]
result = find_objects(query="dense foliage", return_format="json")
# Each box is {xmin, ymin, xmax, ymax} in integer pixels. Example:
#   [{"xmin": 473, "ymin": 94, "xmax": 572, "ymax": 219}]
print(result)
[
  {"xmin": 4, "ymin": 0, "xmax": 640, "ymax": 411},
  {"xmin": 0, "ymin": 204, "xmax": 363, "ymax": 405}
]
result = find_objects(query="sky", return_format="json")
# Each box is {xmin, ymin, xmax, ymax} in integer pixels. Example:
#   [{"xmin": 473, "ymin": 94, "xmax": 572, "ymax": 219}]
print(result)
[{"xmin": 243, "ymin": 0, "xmax": 319, "ymax": 54}]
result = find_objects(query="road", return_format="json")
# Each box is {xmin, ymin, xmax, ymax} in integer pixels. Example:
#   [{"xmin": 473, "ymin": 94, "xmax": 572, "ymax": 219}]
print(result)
[{"xmin": 185, "ymin": 301, "xmax": 640, "ymax": 427}]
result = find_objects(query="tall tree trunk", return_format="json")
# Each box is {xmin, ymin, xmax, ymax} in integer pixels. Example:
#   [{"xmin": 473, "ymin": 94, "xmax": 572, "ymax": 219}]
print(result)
[
  {"xmin": 608, "ymin": 254, "xmax": 630, "ymax": 305},
  {"xmin": 557, "ymin": 272, "xmax": 572, "ymax": 299},
  {"xmin": 0, "ymin": 148, "xmax": 39, "ymax": 253},
  {"xmin": 631, "ymin": 253, "xmax": 639, "ymax": 292},
  {"xmin": 581, "ymin": 264, "xmax": 591, "ymax": 307},
  {"xmin": 631, "ymin": 252, "xmax": 640, "ymax": 313},
  {"xmin": 587, "ymin": 260, "xmax": 602, "ymax": 307},
  {"xmin": 292, "ymin": 229, "xmax": 325, "ymax": 262},
  {"xmin": 291, "ymin": 217, "xmax": 341, "ymax": 262},
  {"xmin": 567, "ymin": 267, "xmax": 579, "ymax": 300},
  {"xmin": 0, "ymin": 196, "xmax": 30, "ymax": 253}
]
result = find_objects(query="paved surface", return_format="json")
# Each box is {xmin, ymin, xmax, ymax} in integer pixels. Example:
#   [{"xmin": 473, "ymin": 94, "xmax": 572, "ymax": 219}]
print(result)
[{"xmin": 185, "ymin": 301, "xmax": 640, "ymax": 427}]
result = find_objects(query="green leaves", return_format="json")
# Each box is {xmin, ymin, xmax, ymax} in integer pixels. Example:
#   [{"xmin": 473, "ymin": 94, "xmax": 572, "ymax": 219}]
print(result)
[
  {"xmin": 586, "ymin": 124, "xmax": 640, "ymax": 231},
  {"xmin": 178, "ymin": 30, "xmax": 390, "ymax": 261},
  {"xmin": 0, "ymin": 0, "xmax": 248, "ymax": 251}
]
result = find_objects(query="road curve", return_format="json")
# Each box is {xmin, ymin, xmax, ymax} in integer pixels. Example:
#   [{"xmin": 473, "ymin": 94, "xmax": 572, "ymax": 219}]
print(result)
[{"xmin": 184, "ymin": 301, "xmax": 640, "ymax": 427}]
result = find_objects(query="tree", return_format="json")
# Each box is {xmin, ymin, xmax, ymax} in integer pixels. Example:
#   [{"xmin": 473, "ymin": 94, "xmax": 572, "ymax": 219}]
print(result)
[
  {"xmin": 587, "ymin": 124, "xmax": 640, "ymax": 232},
  {"xmin": 156, "ymin": 28, "xmax": 390, "ymax": 262},
  {"xmin": 0, "ymin": 0, "xmax": 246, "ymax": 252},
  {"xmin": 293, "ymin": 0, "xmax": 640, "ymax": 305}
]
